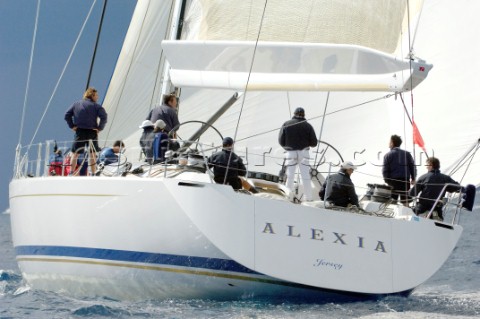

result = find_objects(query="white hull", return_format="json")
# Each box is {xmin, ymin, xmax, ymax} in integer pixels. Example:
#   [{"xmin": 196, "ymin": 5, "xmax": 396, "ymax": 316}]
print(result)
[
  {"xmin": 161, "ymin": 178, "xmax": 463, "ymax": 294},
  {"xmin": 8, "ymin": 176, "xmax": 366, "ymax": 300},
  {"xmin": 9, "ymin": 175, "xmax": 462, "ymax": 300}
]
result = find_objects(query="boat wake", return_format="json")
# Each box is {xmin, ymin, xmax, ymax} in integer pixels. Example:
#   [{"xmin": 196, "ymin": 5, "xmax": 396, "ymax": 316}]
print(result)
[
  {"xmin": 0, "ymin": 268, "xmax": 479, "ymax": 318},
  {"xmin": 0, "ymin": 269, "xmax": 23, "ymax": 296}
]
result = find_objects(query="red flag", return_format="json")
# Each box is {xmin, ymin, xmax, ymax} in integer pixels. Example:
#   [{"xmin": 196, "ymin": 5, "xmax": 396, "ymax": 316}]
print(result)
[{"xmin": 413, "ymin": 121, "xmax": 426, "ymax": 153}]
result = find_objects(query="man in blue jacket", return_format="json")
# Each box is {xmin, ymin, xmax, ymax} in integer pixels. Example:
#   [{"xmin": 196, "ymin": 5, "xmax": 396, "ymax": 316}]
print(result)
[
  {"xmin": 409, "ymin": 157, "xmax": 460, "ymax": 221},
  {"xmin": 98, "ymin": 140, "xmax": 125, "ymax": 166},
  {"xmin": 382, "ymin": 135, "xmax": 416, "ymax": 204},
  {"xmin": 65, "ymin": 87, "xmax": 107, "ymax": 175}
]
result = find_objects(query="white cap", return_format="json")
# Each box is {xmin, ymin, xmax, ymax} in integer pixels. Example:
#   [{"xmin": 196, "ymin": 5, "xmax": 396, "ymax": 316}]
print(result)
[
  {"xmin": 139, "ymin": 120, "xmax": 154, "ymax": 129},
  {"xmin": 155, "ymin": 119, "xmax": 166, "ymax": 130},
  {"xmin": 341, "ymin": 161, "xmax": 357, "ymax": 170}
]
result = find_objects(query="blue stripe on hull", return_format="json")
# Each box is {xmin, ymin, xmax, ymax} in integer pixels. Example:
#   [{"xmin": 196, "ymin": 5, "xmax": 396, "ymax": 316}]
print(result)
[
  {"xmin": 15, "ymin": 245, "xmax": 257, "ymax": 275},
  {"xmin": 14, "ymin": 245, "xmax": 414, "ymax": 299}
]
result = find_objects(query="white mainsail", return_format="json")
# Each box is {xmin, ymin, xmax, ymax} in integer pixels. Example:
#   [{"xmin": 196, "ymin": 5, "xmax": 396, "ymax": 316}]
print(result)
[
  {"xmin": 407, "ymin": 0, "xmax": 480, "ymax": 186},
  {"xmin": 102, "ymin": 0, "xmax": 480, "ymax": 189},
  {"xmin": 102, "ymin": 0, "xmax": 175, "ymax": 144}
]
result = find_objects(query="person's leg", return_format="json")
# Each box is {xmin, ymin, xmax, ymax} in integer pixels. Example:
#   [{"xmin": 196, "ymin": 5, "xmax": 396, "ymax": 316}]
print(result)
[
  {"xmin": 387, "ymin": 179, "xmax": 400, "ymax": 200},
  {"xmin": 299, "ymin": 150, "xmax": 313, "ymax": 201},
  {"xmin": 70, "ymin": 135, "xmax": 82, "ymax": 175},
  {"xmin": 70, "ymin": 152, "xmax": 78, "ymax": 175},
  {"xmin": 285, "ymin": 150, "xmax": 298, "ymax": 191},
  {"xmin": 389, "ymin": 179, "xmax": 407, "ymax": 202},
  {"xmin": 89, "ymin": 149, "xmax": 97, "ymax": 175},
  {"xmin": 89, "ymin": 134, "xmax": 100, "ymax": 175},
  {"xmin": 214, "ymin": 176, "xmax": 224, "ymax": 184},
  {"xmin": 398, "ymin": 179, "xmax": 410, "ymax": 205},
  {"xmin": 229, "ymin": 177, "xmax": 242, "ymax": 190}
]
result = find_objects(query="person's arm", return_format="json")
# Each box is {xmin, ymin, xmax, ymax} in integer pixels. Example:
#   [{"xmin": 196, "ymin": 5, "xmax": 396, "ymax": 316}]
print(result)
[
  {"xmin": 347, "ymin": 182, "xmax": 359, "ymax": 206},
  {"xmin": 445, "ymin": 177, "xmax": 461, "ymax": 193},
  {"xmin": 408, "ymin": 152, "xmax": 416, "ymax": 182},
  {"xmin": 319, "ymin": 182, "xmax": 326, "ymax": 200},
  {"xmin": 382, "ymin": 153, "xmax": 389, "ymax": 180},
  {"xmin": 172, "ymin": 111, "xmax": 180, "ymax": 131},
  {"xmin": 97, "ymin": 106, "xmax": 108, "ymax": 131},
  {"xmin": 237, "ymin": 156, "xmax": 247, "ymax": 176},
  {"xmin": 309, "ymin": 125, "xmax": 318, "ymax": 147},
  {"xmin": 278, "ymin": 125, "xmax": 286, "ymax": 147},
  {"xmin": 64, "ymin": 105, "xmax": 75, "ymax": 129},
  {"xmin": 146, "ymin": 109, "xmax": 153, "ymax": 121},
  {"xmin": 409, "ymin": 176, "xmax": 424, "ymax": 197},
  {"xmin": 207, "ymin": 154, "xmax": 214, "ymax": 168}
]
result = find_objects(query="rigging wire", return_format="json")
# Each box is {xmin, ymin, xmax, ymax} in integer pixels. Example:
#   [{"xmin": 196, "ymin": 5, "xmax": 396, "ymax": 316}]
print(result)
[
  {"xmin": 456, "ymin": 147, "xmax": 479, "ymax": 184},
  {"xmin": 313, "ymin": 91, "xmax": 330, "ymax": 165},
  {"xmin": 86, "ymin": 0, "xmax": 108, "ymax": 90},
  {"xmin": 25, "ymin": 0, "xmax": 98, "ymax": 151},
  {"xmin": 406, "ymin": 0, "xmax": 417, "ymax": 157},
  {"xmin": 235, "ymin": 93, "xmax": 395, "ymax": 143},
  {"xmin": 222, "ymin": 0, "xmax": 269, "ymax": 185},
  {"xmin": 18, "ymin": 0, "xmax": 41, "ymax": 147},
  {"xmin": 445, "ymin": 140, "xmax": 480, "ymax": 183},
  {"xmin": 403, "ymin": 0, "xmax": 421, "ymax": 197}
]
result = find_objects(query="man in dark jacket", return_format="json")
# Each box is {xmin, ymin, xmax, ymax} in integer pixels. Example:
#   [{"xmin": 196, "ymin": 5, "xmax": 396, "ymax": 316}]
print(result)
[
  {"xmin": 152, "ymin": 120, "xmax": 170, "ymax": 163},
  {"xmin": 139, "ymin": 120, "xmax": 155, "ymax": 163},
  {"xmin": 64, "ymin": 87, "xmax": 108, "ymax": 175},
  {"xmin": 148, "ymin": 92, "xmax": 180, "ymax": 137},
  {"xmin": 409, "ymin": 157, "xmax": 460, "ymax": 221},
  {"xmin": 208, "ymin": 137, "xmax": 246, "ymax": 190},
  {"xmin": 319, "ymin": 161, "xmax": 359, "ymax": 207},
  {"xmin": 382, "ymin": 134, "xmax": 416, "ymax": 203},
  {"xmin": 279, "ymin": 107, "xmax": 318, "ymax": 201}
]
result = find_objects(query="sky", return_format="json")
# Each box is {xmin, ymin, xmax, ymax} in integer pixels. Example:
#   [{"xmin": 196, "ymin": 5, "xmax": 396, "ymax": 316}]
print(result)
[{"xmin": 0, "ymin": 0, "xmax": 137, "ymax": 212}]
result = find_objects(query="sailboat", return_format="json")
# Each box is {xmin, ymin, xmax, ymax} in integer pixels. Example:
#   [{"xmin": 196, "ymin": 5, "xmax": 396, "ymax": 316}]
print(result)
[{"xmin": 9, "ymin": 0, "xmax": 480, "ymax": 301}]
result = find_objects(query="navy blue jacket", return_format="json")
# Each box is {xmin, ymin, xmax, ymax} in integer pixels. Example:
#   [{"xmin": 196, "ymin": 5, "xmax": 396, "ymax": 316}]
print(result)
[
  {"xmin": 382, "ymin": 147, "xmax": 416, "ymax": 182},
  {"xmin": 409, "ymin": 169, "xmax": 460, "ymax": 211},
  {"xmin": 319, "ymin": 170, "xmax": 359, "ymax": 207},
  {"xmin": 65, "ymin": 98, "xmax": 107, "ymax": 130},
  {"xmin": 208, "ymin": 149, "xmax": 246, "ymax": 179},
  {"xmin": 279, "ymin": 116, "xmax": 317, "ymax": 151}
]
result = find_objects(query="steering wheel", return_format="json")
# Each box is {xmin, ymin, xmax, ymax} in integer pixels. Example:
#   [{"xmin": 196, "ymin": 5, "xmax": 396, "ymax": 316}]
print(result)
[
  {"xmin": 169, "ymin": 120, "xmax": 224, "ymax": 156},
  {"xmin": 310, "ymin": 140, "xmax": 344, "ymax": 184}
]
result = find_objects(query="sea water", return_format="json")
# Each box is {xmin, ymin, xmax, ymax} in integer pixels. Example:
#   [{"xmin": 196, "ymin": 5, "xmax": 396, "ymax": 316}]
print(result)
[{"xmin": 1, "ymin": 201, "xmax": 479, "ymax": 318}]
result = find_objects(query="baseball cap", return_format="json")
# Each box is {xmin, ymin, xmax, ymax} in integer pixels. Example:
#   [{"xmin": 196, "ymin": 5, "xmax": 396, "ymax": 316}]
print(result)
[
  {"xmin": 341, "ymin": 161, "xmax": 357, "ymax": 170},
  {"xmin": 222, "ymin": 137, "xmax": 234, "ymax": 145},
  {"xmin": 155, "ymin": 119, "xmax": 166, "ymax": 130},
  {"xmin": 294, "ymin": 107, "xmax": 305, "ymax": 115},
  {"xmin": 139, "ymin": 120, "xmax": 154, "ymax": 129}
]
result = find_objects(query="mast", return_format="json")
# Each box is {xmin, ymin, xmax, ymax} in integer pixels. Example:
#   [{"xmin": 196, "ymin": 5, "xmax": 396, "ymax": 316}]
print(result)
[
  {"xmin": 85, "ymin": 0, "xmax": 108, "ymax": 90},
  {"xmin": 161, "ymin": 0, "xmax": 187, "ymax": 97}
]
